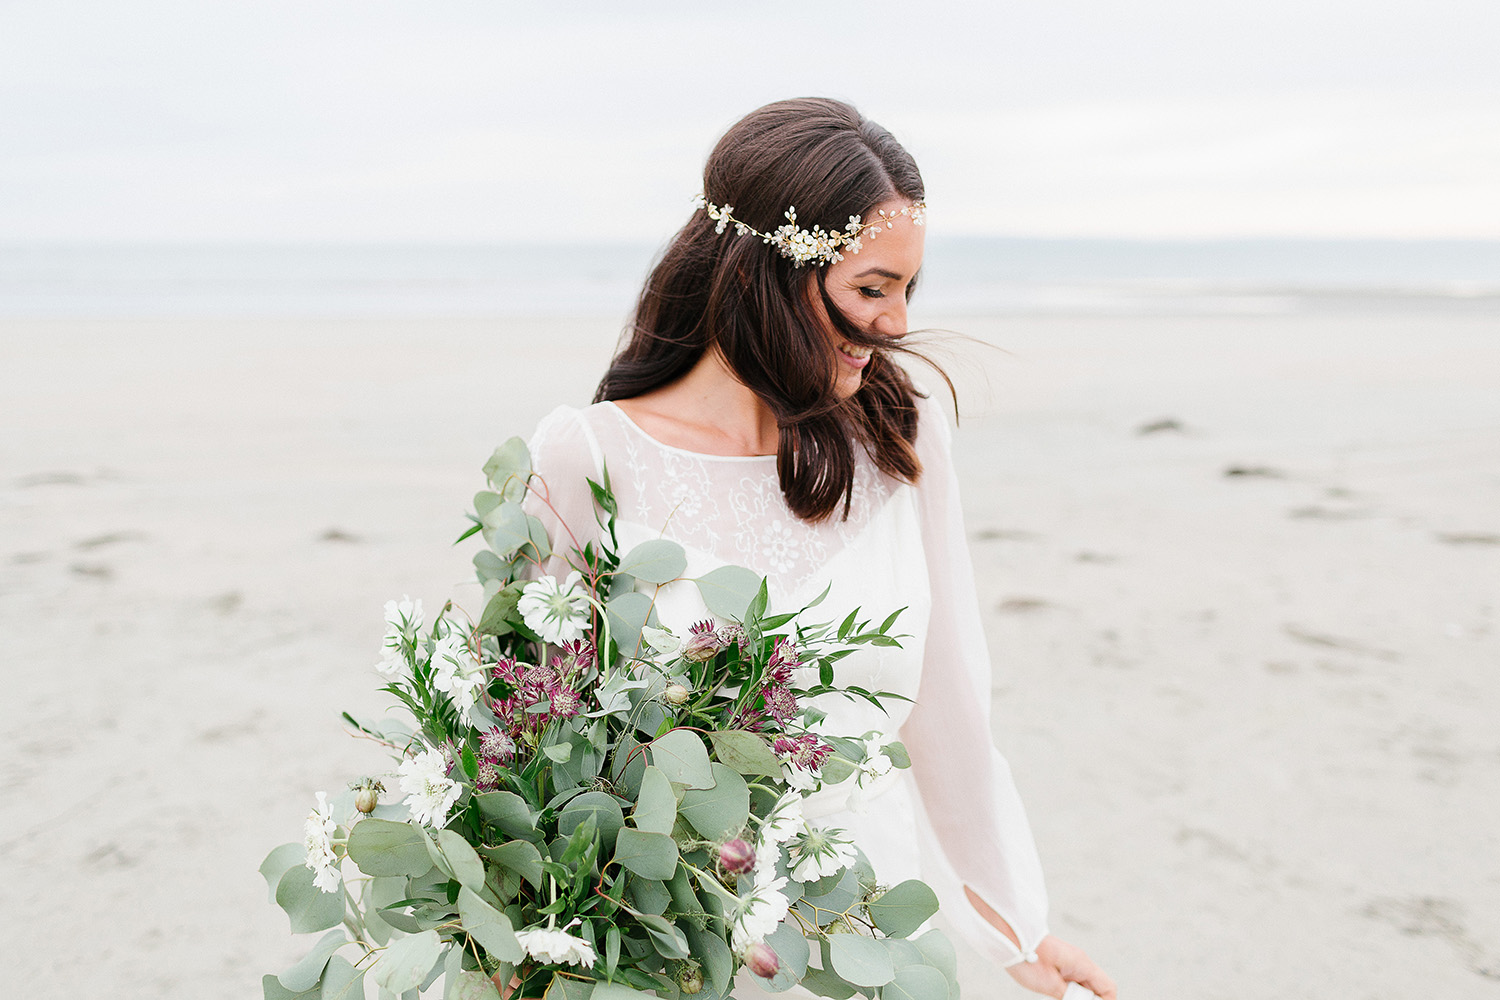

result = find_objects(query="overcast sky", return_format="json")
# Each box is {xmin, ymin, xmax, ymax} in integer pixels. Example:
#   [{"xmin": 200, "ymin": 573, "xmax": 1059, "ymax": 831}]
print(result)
[{"xmin": 3, "ymin": 0, "xmax": 1497, "ymax": 242}]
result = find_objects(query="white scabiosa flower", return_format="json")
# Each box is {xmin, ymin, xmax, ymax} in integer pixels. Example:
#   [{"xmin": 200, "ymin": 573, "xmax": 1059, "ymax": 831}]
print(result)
[
  {"xmin": 859, "ymin": 736, "xmax": 894, "ymax": 779},
  {"xmin": 514, "ymin": 919, "xmax": 597, "ymax": 966},
  {"xmin": 302, "ymin": 791, "xmax": 341, "ymax": 893},
  {"xmin": 517, "ymin": 572, "xmax": 591, "ymax": 645},
  {"xmin": 430, "ymin": 630, "xmax": 483, "ymax": 713},
  {"xmin": 789, "ymin": 824, "xmax": 857, "ymax": 884},
  {"xmin": 397, "ymin": 748, "xmax": 461, "ymax": 828},
  {"xmin": 732, "ymin": 875, "xmax": 791, "ymax": 951},
  {"xmin": 376, "ymin": 595, "xmax": 423, "ymax": 676},
  {"xmin": 761, "ymin": 792, "xmax": 803, "ymax": 845},
  {"xmin": 383, "ymin": 595, "xmax": 423, "ymax": 640}
]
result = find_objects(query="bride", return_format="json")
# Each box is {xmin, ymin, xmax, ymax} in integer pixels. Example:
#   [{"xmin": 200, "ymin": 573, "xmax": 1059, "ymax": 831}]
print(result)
[{"xmin": 524, "ymin": 97, "xmax": 1116, "ymax": 1000}]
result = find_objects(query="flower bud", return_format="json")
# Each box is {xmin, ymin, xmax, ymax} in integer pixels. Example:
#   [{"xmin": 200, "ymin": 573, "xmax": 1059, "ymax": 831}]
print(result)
[
  {"xmin": 742, "ymin": 941, "xmax": 780, "ymax": 979},
  {"xmin": 664, "ymin": 683, "xmax": 691, "ymax": 706},
  {"xmin": 681, "ymin": 631, "xmax": 721, "ymax": 663},
  {"xmin": 676, "ymin": 962, "xmax": 704, "ymax": 995},
  {"xmin": 350, "ymin": 778, "xmax": 384, "ymax": 813},
  {"xmin": 718, "ymin": 837, "xmax": 755, "ymax": 874}
]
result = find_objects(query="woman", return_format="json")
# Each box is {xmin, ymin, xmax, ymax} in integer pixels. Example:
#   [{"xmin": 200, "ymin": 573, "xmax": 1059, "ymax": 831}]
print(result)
[{"xmin": 525, "ymin": 98, "xmax": 1116, "ymax": 1000}]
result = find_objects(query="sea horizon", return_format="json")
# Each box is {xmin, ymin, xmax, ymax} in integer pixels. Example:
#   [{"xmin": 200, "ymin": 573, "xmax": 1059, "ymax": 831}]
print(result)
[{"xmin": 2, "ymin": 237, "xmax": 1498, "ymax": 320}]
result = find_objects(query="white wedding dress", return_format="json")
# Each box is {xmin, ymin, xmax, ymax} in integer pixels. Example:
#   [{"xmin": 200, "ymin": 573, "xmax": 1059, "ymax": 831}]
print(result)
[{"xmin": 524, "ymin": 395, "xmax": 1050, "ymax": 994}]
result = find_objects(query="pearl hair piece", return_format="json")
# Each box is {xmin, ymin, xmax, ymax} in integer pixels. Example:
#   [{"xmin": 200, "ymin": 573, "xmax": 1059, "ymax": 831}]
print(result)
[{"xmin": 693, "ymin": 194, "xmax": 926, "ymax": 267}]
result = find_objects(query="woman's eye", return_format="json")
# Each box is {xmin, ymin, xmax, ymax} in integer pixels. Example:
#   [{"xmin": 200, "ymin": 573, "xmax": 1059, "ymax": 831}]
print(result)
[{"xmin": 858, "ymin": 287, "xmax": 885, "ymax": 299}]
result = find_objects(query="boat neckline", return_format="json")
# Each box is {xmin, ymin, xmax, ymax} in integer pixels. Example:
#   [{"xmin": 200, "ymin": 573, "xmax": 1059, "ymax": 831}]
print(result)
[{"xmin": 603, "ymin": 401, "xmax": 779, "ymax": 463}]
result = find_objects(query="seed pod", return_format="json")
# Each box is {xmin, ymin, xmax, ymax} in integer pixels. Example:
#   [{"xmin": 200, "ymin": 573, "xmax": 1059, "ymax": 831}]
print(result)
[
  {"xmin": 664, "ymin": 683, "xmax": 691, "ymax": 706},
  {"xmin": 742, "ymin": 941, "xmax": 780, "ymax": 979},
  {"xmin": 677, "ymin": 963, "xmax": 704, "ymax": 995},
  {"xmin": 718, "ymin": 837, "xmax": 755, "ymax": 874}
]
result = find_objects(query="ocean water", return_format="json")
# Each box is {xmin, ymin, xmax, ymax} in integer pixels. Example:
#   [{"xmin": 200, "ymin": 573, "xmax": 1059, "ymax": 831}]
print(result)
[{"xmin": 1, "ymin": 239, "xmax": 1497, "ymax": 319}]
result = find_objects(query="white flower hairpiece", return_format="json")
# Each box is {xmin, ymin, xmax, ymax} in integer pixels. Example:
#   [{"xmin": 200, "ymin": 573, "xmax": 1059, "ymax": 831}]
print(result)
[{"xmin": 693, "ymin": 194, "xmax": 926, "ymax": 267}]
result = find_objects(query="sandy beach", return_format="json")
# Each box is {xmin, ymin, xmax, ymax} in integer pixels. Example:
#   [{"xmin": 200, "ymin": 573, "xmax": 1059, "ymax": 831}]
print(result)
[{"xmin": 3, "ymin": 305, "xmax": 1498, "ymax": 998}]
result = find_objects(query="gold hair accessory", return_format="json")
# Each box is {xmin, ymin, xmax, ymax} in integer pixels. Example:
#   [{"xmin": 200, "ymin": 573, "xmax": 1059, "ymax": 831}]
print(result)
[{"xmin": 692, "ymin": 195, "xmax": 925, "ymax": 267}]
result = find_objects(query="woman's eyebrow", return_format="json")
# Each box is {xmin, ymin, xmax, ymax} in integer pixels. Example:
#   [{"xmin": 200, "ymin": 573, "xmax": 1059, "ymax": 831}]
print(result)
[{"xmin": 852, "ymin": 267, "xmax": 905, "ymax": 281}]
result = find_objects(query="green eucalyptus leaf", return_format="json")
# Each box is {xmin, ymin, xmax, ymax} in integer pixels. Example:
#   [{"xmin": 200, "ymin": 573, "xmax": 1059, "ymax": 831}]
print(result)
[
  {"xmin": 611, "ymin": 827, "xmax": 679, "ymax": 880},
  {"xmin": 558, "ymin": 791, "xmax": 625, "ymax": 851},
  {"xmin": 604, "ymin": 590, "xmax": 656, "ymax": 656},
  {"xmin": 677, "ymin": 763, "xmax": 749, "ymax": 840},
  {"xmin": 912, "ymin": 929, "xmax": 959, "ymax": 993},
  {"xmin": 260, "ymin": 842, "xmax": 306, "ymax": 903},
  {"xmin": 633, "ymin": 913, "xmax": 691, "ymax": 960},
  {"xmin": 685, "ymin": 925, "xmax": 734, "ymax": 995},
  {"xmin": 626, "ymin": 873, "xmax": 672, "ymax": 915},
  {"xmin": 631, "ymin": 765, "xmax": 677, "ymax": 836},
  {"xmin": 370, "ymin": 930, "xmax": 444, "ymax": 995},
  {"xmin": 826, "ymin": 935, "xmax": 895, "ymax": 987},
  {"xmin": 766, "ymin": 920, "xmax": 810, "ymax": 978},
  {"xmin": 319, "ymin": 955, "xmax": 366, "ymax": 1000},
  {"xmin": 691, "ymin": 565, "xmax": 761, "ymax": 620},
  {"xmin": 346, "ymin": 819, "xmax": 432, "ymax": 877},
  {"xmin": 647, "ymin": 729, "xmax": 714, "ymax": 789},
  {"xmin": 482, "ymin": 500, "xmax": 532, "ymax": 558},
  {"xmin": 438, "ymin": 830, "xmax": 487, "ymax": 893},
  {"xmin": 616, "ymin": 539, "xmax": 688, "ymax": 585},
  {"xmin": 882, "ymin": 964, "xmax": 950, "ymax": 1000},
  {"xmin": 881, "ymin": 741, "xmax": 911, "ymax": 769},
  {"xmin": 481, "ymin": 839, "xmax": 545, "ymax": 890},
  {"xmin": 585, "ymin": 982, "xmax": 647, "ymax": 999},
  {"xmin": 449, "ymin": 970, "xmax": 503, "ymax": 1000},
  {"xmin": 866, "ymin": 880, "xmax": 940, "ymax": 938},
  {"xmin": 262, "ymin": 974, "xmax": 319, "ymax": 999},
  {"xmin": 796, "ymin": 968, "xmax": 857, "ymax": 999},
  {"xmin": 544, "ymin": 974, "xmax": 598, "ymax": 999},
  {"xmin": 478, "ymin": 587, "xmax": 519, "ymax": 636},
  {"xmin": 475, "ymin": 791, "xmax": 538, "ymax": 839},
  {"xmin": 277, "ymin": 928, "xmax": 346, "ymax": 992},
  {"xmin": 706, "ymin": 730, "xmax": 782, "ymax": 778},
  {"xmin": 482, "ymin": 437, "xmax": 532, "ymax": 498},
  {"xmin": 274, "ymin": 863, "xmax": 344, "ymax": 934},
  {"xmin": 457, "ymin": 886, "xmax": 525, "ymax": 962}
]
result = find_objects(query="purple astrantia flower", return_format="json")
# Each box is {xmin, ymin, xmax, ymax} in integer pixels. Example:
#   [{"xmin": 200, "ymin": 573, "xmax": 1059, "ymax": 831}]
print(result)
[
  {"xmin": 681, "ymin": 620, "xmax": 723, "ymax": 662},
  {"xmin": 475, "ymin": 757, "xmax": 502, "ymax": 790},
  {"xmin": 761, "ymin": 684, "xmax": 798, "ymax": 724},
  {"xmin": 765, "ymin": 638, "xmax": 800, "ymax": 685},
  {"xmin": 549, "ymin": 684, "xmax": 583, "ymax": 719},
  {"xmin": 773, "ymin": 734, "xmax": 831, "ymax": 771},
  {"xmin": 558, "ymin": 638, "xmax": 596, "ymax": 670},
  {"xmin": 730, "ymin": 704, "xmax": 766, "ymax": 733},
  {"xmin": 480, "ymin": 727, "xmax": 515, "ymax": 763}
]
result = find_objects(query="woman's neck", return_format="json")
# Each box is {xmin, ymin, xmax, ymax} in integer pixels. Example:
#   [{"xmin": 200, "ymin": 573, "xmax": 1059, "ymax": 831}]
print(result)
[{"xmin": 613, "ymin": 347, "xmax": 779, "ymax": 457}]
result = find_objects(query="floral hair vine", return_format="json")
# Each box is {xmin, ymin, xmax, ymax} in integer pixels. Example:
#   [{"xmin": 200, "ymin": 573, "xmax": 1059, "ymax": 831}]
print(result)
[{"xmin": 692, "ymin": 194, "xmax": 926, "ymax": 267}]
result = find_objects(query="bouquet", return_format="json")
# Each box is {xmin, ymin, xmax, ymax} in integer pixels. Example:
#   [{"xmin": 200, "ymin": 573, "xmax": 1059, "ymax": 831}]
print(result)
[{"xmin": 260, "ymin": 437, "xmax": 959, "ymax": 1000}]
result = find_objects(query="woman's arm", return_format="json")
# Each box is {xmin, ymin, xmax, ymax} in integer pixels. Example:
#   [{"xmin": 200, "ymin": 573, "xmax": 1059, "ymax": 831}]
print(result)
[{"xmin": 900, "ymin": 394, "xmax": 1115, "ymax": 998}]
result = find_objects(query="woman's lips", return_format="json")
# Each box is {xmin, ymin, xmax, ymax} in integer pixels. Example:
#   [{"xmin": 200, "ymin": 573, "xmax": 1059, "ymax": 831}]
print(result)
[{"xmin": 837, "ymin": 342, "xmax": 872, "ymax": 369}]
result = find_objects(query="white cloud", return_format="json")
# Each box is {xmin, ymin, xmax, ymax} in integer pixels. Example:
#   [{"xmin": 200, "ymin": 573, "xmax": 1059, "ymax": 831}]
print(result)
[{"xmin": 1, "ymin": 1, "xmax": 1496, "ymax": 240}]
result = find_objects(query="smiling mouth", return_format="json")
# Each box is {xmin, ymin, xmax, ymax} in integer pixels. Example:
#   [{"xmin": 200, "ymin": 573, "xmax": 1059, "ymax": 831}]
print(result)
[{"xmin": 837, "ymin": 342, "xmax": 873, "ymax": 363}]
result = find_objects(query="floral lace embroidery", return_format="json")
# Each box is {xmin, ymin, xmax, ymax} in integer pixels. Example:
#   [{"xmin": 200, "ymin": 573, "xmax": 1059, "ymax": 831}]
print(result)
[{"xmin": 598, "ymin": 405, "xmax": 900, "ymax": 592}]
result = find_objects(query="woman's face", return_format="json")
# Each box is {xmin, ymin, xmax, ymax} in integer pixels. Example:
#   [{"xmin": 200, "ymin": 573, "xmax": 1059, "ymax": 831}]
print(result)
[{"xmin": 815, "ymin": 197, "xmax": 926, "ymax": 399}]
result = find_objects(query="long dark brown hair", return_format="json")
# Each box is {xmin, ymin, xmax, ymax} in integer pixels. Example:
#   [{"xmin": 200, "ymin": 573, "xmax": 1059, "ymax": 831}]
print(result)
[{"xmin": 594, "ymin": 97, "xmax": 943, "ymax": 523}]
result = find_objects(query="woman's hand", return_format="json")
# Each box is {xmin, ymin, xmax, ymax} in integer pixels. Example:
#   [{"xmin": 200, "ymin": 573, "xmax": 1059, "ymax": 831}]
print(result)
[{"xmin": 1006, "ymin": 935, "xmax": 1117, "ymax": 1000}]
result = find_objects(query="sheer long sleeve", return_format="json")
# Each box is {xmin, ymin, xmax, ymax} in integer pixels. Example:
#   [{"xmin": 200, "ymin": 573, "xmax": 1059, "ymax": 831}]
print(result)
[
  {"xmin": 899, "ymin": 396, "xmax": 1051, "ymax": 967},
  {"xmin": 523, "ymin": 405, "xmax": 606, "ymax": 580}
]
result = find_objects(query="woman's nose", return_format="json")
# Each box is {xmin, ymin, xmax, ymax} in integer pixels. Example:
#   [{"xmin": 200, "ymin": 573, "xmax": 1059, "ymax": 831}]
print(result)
[{"xmin": 874, "ymin": 298, "xmax": 907, "ymax": 337}]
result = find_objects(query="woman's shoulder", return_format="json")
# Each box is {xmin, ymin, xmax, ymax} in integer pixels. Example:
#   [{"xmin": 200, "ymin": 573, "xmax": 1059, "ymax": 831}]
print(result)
[
  {"xmin": 911, "ymin": 382, "xmax": 956, "ymax": 460},
  {"xmin": 527, "ymin": 402, "xmax": 623, "ymax": 481}
]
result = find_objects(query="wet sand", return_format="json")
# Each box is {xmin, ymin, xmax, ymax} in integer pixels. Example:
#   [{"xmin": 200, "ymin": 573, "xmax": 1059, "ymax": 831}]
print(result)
[{"xmin": 2, "ymin": 308, "xmax": 1497, "ymax": 997}]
